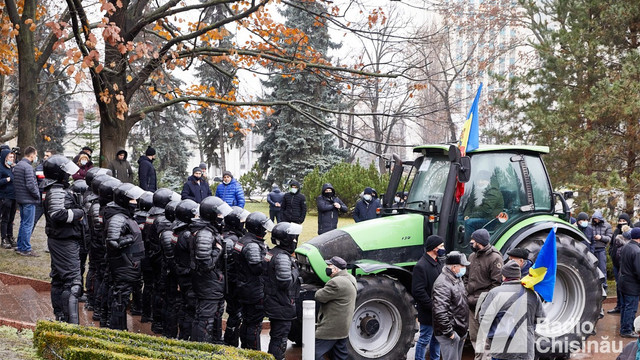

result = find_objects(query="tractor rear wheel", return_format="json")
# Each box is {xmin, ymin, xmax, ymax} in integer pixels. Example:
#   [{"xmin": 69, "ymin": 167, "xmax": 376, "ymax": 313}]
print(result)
[
  {"xmin": 348, "ymin": 275, "xmax": 417, "ymax": 360},
  {"xmin": 515, "ymin": 232, "xmax": 603, "ymax": 358}
]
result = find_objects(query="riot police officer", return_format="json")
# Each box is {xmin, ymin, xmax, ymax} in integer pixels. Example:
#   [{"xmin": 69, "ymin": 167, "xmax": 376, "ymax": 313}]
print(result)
[
  {"xmin": 264, "ymin": 222, "xmax": 302, "ymax": 360},
  {"xmin": 222, "ymin": 206, "xmax": 250, "ymax": 346},
  {"xmin": 174, "ymin": 199, "xmax": 200, "ymax": 340},
  {"xmin": 137, "ymin": 190, "xmax": 155, "ymax": 322},
  {"xmin": 104, "ymin": 182, "xmax": 145, "ymax": 330},
  {"xmin": 234, "ymin": 211, "xmax": 273, "ymax": 350},
  {"xmin": 130, "ymin": 191, "xmax": 152, "ymax": 317},
  {"xmin": 191, "ymin": 196, "xmax": 232, "ymax": 343},
  {"xmin": 42, "ymin": 155, "xmax": 84, "ymax": 324},
  {"xmin": 69, "ymin": 179, "xmax": 90, "ymax": 305},
  {"xmin": 159, "ymin": 199, "xmax": 184, "ymax": 338}
]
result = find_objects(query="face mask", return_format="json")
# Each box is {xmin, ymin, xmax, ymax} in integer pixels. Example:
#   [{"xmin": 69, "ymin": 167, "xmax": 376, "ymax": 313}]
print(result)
[
  {"xmin": 5, "ymin": 161, "xmax": 12, "ymax": 166},
  {"xmin": 34, "ymin": 156, "xmax": 38, "ymax": 163},
  {"xmin": 325, "ymin": 267, "xmax": 333, "ymax": 277},
  {"xmin": 471, "ymin": 245, "xmax": 479, "ymax": 252},
  {"xmin": 618, "ymin": 223, "xmax": 627, "ymax": 230},
  {"xmin": 223, "ymin": 180, "xmax": 230, "ymax": 185},
  {"xmin": 290, "ymin": 188, "xmax": 298, "ymax": 194},
  {"xmin": 324, "ymin": 192, "xmax": 332, "ymax": 197},
  {"xmin": 579, "ymin": 221, "xmax": 588, "ymax": 228},
  {"xmin": 363, "ymin": 194, "xmax": 372, "ymax": 201},
  {"xmin": 394, "ymin": 196, "xmax": 400, "ymax": 203},
  {"xmin": 456, "ymin": 267, "xmax": 466, "ymax": 278},
  {"xmin": 437, "ymin": 248, "xmax": 446, "ymax": 257},
  {"xmin": 194, "ymin": 174, "xmax": 201, "ymax": 179},
  {"xmin": 80, "ymin": 160, "xmax": 88, "ymax": 166}
]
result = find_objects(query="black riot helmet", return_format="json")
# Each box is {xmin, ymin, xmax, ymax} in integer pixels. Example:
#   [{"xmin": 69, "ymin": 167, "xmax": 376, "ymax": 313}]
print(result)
[
  {"xmin": 113, "ymin": 183, "xmax": 145, "ymax": 208},
  {"xmin": 165, "ymin": 200, "xmax": 180, "ymax": 222},
  {"xmin": 43, "ymin": 155, "xmax": 80, "ymax": 182},
  {"xmin": 70, "ymin": 179, "xmax": 89, "ymax": 194},
  {"xmin": 271, "ymin": 222, "xmax": 303, "ymax": 253},
  {"xmin": 91, "ymin": 174, "xmax": 112, "ymax": 194},
  {"xmin": 98, "ymin": 178, "xmax": 122, "ymax": 202},
  {"xmin": 85, "ymin": 167, "xmax": 112, "ymax": 186},
  {"xmin": 138, "ymin": 191, "xmax": 154, "ymax": 211},
  {"xmin": 245, "ymin": 212, "xmax": 274, "ymax": 238},
  {"xmin": 153, "ymin": 188, "xmax": 181, "ymax": 208},
  {"xmin": 224, "ymin": 206, "xmax": 250, "ymax": 233},
  {"xmin": 199, "ymin": 196, "xmax": 233, "ymax": 222},
  {"xmin": 175, "ymin": 199, "xmax": 199, "ymax": 223}
]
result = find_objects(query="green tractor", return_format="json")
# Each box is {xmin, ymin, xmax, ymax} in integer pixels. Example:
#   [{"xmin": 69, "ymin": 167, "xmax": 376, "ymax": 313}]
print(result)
[{"xmin": 294, "ymin": 144, "xmax": 603, "ymax": 359}]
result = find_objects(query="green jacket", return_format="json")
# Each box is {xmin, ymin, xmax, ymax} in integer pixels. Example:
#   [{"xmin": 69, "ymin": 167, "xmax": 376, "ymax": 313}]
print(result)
[{"xmin": 315, "ymin": 270, "xmax": 357, "ymax": 340}]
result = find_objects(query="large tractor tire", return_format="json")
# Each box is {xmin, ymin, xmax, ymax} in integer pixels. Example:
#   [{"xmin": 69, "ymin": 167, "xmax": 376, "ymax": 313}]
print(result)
[
  {"xmin": 514, "ymin": 232, "xmax": 604, "ymax": 358},
  {"xmin": 348, "ymin": 275, "xmax": 417, "ymax": 360}
]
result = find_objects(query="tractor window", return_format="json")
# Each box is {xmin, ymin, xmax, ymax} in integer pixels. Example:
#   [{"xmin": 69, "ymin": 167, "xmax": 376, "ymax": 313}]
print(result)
[
  {"xmin": 455, "ymin": 153, "xmax": 527, "ymax": 253},
  {"xmin": 405, "ymin": 155, "xmax": 449, "ymax": 213},
  {"xmin": 525, "ymin": 155, "xmax": 553, "ymax": 211}
]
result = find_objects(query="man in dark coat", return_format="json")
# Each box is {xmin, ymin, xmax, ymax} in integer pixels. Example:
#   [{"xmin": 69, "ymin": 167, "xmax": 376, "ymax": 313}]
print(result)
[
  {"xmin": 266, "ymin": 185, "xmax": 284, "ymax": 223},
  {"xmin": 466, "ymin": 228, "xmax": 503, "ymax": 360},
  {"xmin": 280, "ymin": 180, "xmax": 306, "ymax": 225},
  {"xmin": 576, "ymin": 211, "xmax": 594, "ymax": 252},
  {"xmin": 316, "ymin": 183, "xmax": 347, "ymax": 235},
  {"xmin": 0, "ymin": 149, "xmax": 16, "ymax": 249},
  {"xmin": 181, "ymin": 167, "xmax": 212, "ymax": 203},
  {"xmin": 591, "ymin": 209, "xmax": 612, "ymax": 293},
  {"xmin": 14, "ymin": 146, "xmax": 40, "ymax": 256},
  {"xmin": 353, "ymin": 187, "xmax": 380, "ymax": 223},
  {"xmin": 506, "ymin": 248, "xmax": 533, "ymax": 278},
  {"xmin": 108, "ymin": 148, "xmax": 134, "ymax": 183},
  {"xmin": 411, "ymin": 235, "xmax": 445, "ymax": 360},
  {"xmin": 138, "ymin": 146, "xmax": 157, "ymax": 191},
  {"xmin": 618, "ymin": 227, "xmax": 640, "ymax": 338}
]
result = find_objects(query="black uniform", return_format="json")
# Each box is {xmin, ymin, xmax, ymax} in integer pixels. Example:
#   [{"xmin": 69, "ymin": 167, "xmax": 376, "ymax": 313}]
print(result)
[
  {"xmin": 144, "ymin": 206, "xmax": 166, "ymax": 333},
  {"xmin": 130, "ymin": 209, "xmax": 147, "ymax": 316},
  {"xmin": 160, "ymin": 219, "xmax": 187, "ymax": 338},
  {"xmin": 104, "ymin": 203, "xmax": 144, "ymax": 330},
  {"xmin": 83, "ymin": 189, "xmax": 100, "ymax": 311},
  {"xmin": 191, "ymin": 221, "xmax": 226, "ymax": 343},
  {"xmin": 234, "ymin": 232, "xmax": 267, "ymax": 350},
  {"xmin": 43, "ymin": 182, "xmax": 85, "ymax": 323},
  {"xmin": 175, "ymin": 222, "xmax": 197, "ymax": 340},
  {"xmin": 264, "ymin": 246, "xmax": 301, "ymax": 359},
  {"xmin": 222, "ymin": 228, "xmax": 244, "ymax": 346}
]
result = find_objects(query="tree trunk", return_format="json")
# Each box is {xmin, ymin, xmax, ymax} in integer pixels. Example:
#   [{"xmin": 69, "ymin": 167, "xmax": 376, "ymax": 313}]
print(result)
[
  {"xmin": 99, "ymin": 111, "xmax": 131, "ymax": 168},
  {"xmin": 16, "ymin": 0, "xmax": 38, "ymax": 153},
  {"xmin": 219, "ymin": 124, "xmax": 226, "ymax": 172}
]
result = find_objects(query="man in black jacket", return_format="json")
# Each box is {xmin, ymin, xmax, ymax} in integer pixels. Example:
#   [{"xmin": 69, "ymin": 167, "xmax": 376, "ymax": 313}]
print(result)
[
  {"xmin": 619, "ymin": 227, "xmax": 640, "ymax": 338},
  {"xmin": 138, "ymin": 146, "xmax": 157, "ymax": 191},
  {"xmin": 316, "ymin": 183, "xmax": 347, "ymax": 235},
  {"xmin": 181, "ymin": 167, "xmax": 212, "ymax": 203},
  {"xmin": 14, "ymin": 146, "xmax": 40, "ymax": 256},
  {"xmin": 266, "ymin": 185, "xmax": 284, "ymax": 223},
  {"xmin": 412, "ymin": 235, "xmax": 445, "ymax": 360},
  {"xmin": 42, "ymin": 155, "xmax": 84, "ymax": 323},
  {"xmin": 280, "ymin": 180, "xmax": 306, "ymax": 225}
]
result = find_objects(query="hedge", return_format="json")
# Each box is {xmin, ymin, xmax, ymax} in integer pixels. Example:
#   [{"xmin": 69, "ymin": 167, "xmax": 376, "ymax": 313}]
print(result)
[{"xmin": 34, "ymin": 320, "xmax": 274, "ymax": 360}]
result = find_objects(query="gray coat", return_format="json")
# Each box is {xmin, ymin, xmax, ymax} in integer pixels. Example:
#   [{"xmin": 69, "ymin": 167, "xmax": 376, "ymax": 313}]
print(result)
[
  {"xmin": 315, "ymin": 270, "xmax": 357, "ymax": 340},
  {"xmin": 432, "ymin": 266, "xmax": 469, "ymax": 337},
  {"xmin": 478, "ymin": 280, "xmax": 545, "ymax": 360},
  {"xmin": 591, "ymin": 210, "xmax": 612, "ymax": 249},
  {"xmin": 14, "ymin": 158, "xmax": 39, "ymax": 205}
]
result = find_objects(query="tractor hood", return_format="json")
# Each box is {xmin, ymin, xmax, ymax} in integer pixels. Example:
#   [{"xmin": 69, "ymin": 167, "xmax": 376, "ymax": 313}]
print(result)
[{"xmin": 296, "ymin": 214, "xmax": 426, "ymax": 282}]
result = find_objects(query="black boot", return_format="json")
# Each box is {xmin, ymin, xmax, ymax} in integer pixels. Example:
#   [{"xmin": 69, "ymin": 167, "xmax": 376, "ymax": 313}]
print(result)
[{"xmin": 1, "ymin": 238, "xmax": 11, "ymax": 249}]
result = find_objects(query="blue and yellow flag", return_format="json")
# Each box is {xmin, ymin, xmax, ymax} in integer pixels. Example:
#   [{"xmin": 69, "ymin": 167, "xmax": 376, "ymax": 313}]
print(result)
[
  {"xmin": 456, "ymin": 83, "xmax": 482, "ymax": 202},
  {"xmin": 521, "ymin": 227, "xmax": 557, "ymax": 302}
]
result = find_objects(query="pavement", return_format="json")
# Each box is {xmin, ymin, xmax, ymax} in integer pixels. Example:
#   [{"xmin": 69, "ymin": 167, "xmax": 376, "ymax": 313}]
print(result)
[{"xmin": 278, "ymin": 299, "xmax": 627, "ymax": 359}]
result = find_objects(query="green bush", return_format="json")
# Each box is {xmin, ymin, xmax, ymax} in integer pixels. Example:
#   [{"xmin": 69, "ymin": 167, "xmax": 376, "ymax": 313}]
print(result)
[
  {"xmin": 34, "ymin": 320, "xmax": 274, "ymax": 360},
  {"xmin": 302, "ymin": 161, "xmax": 389, "ymax": 214}
]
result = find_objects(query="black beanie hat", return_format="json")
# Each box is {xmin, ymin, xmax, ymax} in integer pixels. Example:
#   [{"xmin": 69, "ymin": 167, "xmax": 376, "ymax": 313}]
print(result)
[
  {"xmin": 145, "ymin": 146, "xmax": 156, "ymax": 156},
  {"xmin": 471, "ymin": 229, "xmax": 490, "ymax": 246},
  {"xmin": 424, "ymin": 235, "xmax": 444, "ymax": 252},
  {"xmin": 577, "ymin": 212, "xmax": 589, "ymax": 221},
  {"xmin": 192, "ymin": 167, "xmax": 202, "ymax": 174}
]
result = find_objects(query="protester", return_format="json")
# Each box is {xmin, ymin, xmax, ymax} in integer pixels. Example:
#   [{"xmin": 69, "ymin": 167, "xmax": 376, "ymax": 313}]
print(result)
[
  {"xmin": 267, "ymin": 185, "xmax": 284, "ymax": 223},
  {"xmin": 576, "ymin": 212, "xmax": 594, "ymax": 252},
  {"xmin": 478, "ymin": 260, "xmax": 545, "ymax": 360},
  {"xmin": 0, "ymin": 149, "xmax": 16, "ymax": 249},
  {"xmin": 215, "ymin": 171, "xmax": 245, "ymax": 208},
  {"xmin": 618, "ymin": 227, "xmax": 640, "ymax": 338},
  {"xmin": 14, "ymin": 146, "xmax": 40, "ymax": 256},
  {"xmin": 280, "ymin": 180, "xmax": 306, "ymax": 225},
  {"xmin": 353, "ymin": 187, "xmax": 380, "ymax": 223},
  {"xmin": 466, "ymin": 228, "xmax": 503, "ymax": 360},
  {"xmin": 264, "ymin": 222, "xmax": 302, "ymax": 360},
  {"xmin": 433, "ymin": 251, "xmax": 470, "ymax": 360},
  {"xmin": 609, "ymin": 214, "xmax": 631, "ymax": 315},
  {"xmin": 315, "ymin": 256, "xmax": 357, "ymax": 360},
  {"xmin": 199, "ymin": 163, "xmax": 208, "ymax": 179},
  {"xmin": 316, "ymin": 183, "xmax": 347, "ymax": 235},
  {"xmin": 72, "ymin": 146, "xmax": 93, "ymax": 165},
  {"xmin": 72, "ymin": 152, "xmax": 93, "ymax": 180},
  {"xmin": 181, "ymin": 167, "xmax": 212, "ymax": 203},
  {"xmin": 33, "ymin": 149, "xmax": 53, "ymax": 233},
  {"xmin": 138, "ymin": 146, "xmax": 157, "ymax": 191},
  {"xmin": 412, "ymin": 235, "xmax": 445, "ymax": 360},
  {"xmin": 393, "ymin": 191, "xmax": 405, "ymax": 208},
  {"xmin": 108, "ymin": 148, "xmax": 134, "ymax": 183},
  {"xmin": 506, "ymin": 248, "xmax": 532, "ymax": 278},
  {"xmin": 591, "ymin": 210, "xmax": 612, "ymax": 294},
  {"xmin": 42, "ymin": 155, "xmax": 84, "ymax": 323}
]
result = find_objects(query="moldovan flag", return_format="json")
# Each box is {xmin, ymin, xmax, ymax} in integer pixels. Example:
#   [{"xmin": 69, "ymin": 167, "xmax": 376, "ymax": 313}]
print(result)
[
  {"xmin": 521, "ymin": 227, "xmax": 558, "ymax": 302},
  {"xmin": 455, "ymin": 83, "xmax": 483, "ymax": 202}
]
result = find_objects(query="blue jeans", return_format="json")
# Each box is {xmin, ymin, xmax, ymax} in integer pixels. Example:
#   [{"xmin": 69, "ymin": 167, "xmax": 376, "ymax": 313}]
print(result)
[
  {"xmin": 594, "ymin": 248, "xmax": 607, "ymax": 290},
  {"xmin": 415, "ymin": 323, "xmax": 440, "ymax": 360},
  {"xmin": 620, "ymin": 294, "xmax": 639, "ymax": 334},
  {"xmin": 17, "ymin": 203, "xmax": 35, "ymax": 252}
]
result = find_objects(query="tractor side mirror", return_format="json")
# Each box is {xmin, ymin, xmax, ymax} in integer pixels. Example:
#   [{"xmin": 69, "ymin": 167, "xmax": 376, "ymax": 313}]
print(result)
[{"xmin": 458, "ymin": 156, "xmax": 471, "ymax": 183}]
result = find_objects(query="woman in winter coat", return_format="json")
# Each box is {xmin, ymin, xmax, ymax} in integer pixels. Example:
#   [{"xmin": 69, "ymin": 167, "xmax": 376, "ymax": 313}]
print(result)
[{"xmin": 72, "ymin": 153, "xmax": 93, "ymax": 181}]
